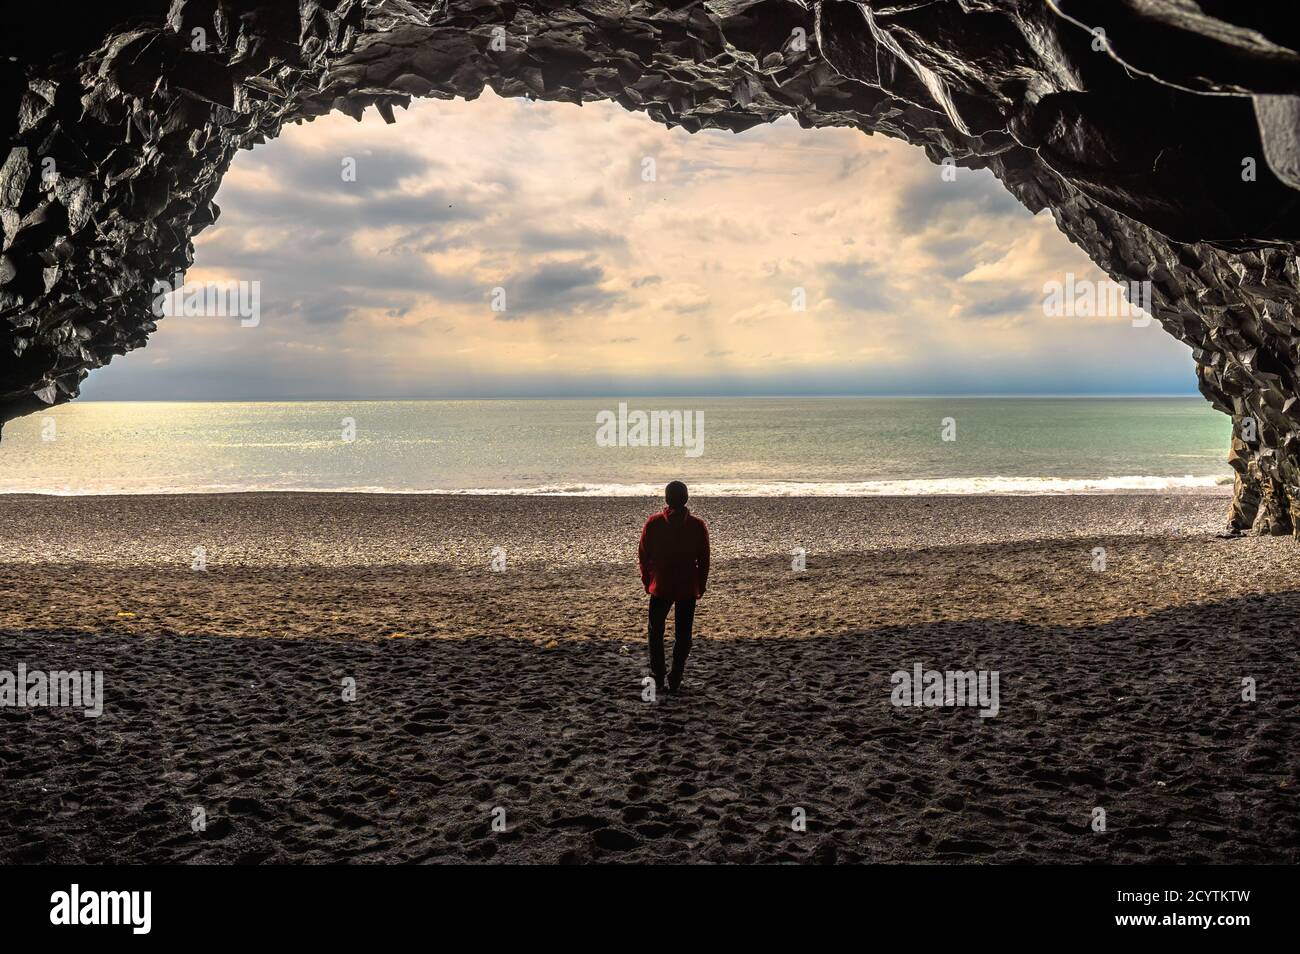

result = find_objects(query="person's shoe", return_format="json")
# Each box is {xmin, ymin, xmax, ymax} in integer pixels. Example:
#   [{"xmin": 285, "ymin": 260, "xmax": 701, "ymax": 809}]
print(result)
[{"xmin": 667, "ymin": 671, "xmax": 682, "ymax": 693}]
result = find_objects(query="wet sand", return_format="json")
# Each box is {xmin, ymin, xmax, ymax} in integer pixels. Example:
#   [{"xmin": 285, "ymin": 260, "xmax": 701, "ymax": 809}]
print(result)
[{"xmin": 0, "ymin": 492, "xmax": 1296, "ymax": 863}]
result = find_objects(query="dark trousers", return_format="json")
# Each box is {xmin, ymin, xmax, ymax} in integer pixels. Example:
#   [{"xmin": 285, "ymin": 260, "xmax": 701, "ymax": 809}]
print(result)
[{"xmin": 648, "ymin": 596, "xmax": 696, "ymax": 681}]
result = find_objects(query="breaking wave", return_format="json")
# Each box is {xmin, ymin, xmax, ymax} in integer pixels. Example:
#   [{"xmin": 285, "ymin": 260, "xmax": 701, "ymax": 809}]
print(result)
[{"xmin": 5, "ymin": 474, "xmax": 1234, "ymax": 496}]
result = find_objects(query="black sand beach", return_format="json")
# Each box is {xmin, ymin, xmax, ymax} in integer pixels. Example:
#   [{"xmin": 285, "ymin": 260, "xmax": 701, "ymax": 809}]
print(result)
[{"xmin": 1, "ymin": 493, "xmax": 1296, "ymax": 863}]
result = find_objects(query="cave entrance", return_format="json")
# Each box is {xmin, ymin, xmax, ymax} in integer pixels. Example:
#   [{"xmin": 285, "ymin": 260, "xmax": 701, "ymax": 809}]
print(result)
[{"xmin": 2, "ymin": 90, "xmax": 1230, "ymax": 497}]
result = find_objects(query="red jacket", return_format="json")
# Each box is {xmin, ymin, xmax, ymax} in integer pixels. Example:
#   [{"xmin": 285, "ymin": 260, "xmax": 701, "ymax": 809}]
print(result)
[{"xmin": 638, "ymin": 506, "xmax": 710, "ymax": 600}]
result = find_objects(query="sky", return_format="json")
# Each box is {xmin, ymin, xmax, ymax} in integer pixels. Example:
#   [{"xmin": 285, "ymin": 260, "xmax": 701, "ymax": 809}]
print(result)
[{"xmin": 81, "ymin": 90, "xmax": 1197, "ymax": 400}]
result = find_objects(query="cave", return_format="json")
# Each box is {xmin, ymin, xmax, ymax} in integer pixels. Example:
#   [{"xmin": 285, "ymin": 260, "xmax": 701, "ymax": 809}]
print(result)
[{"xmin": 2, "ymin": 1, "xmax": 1300, "ymax": 533}]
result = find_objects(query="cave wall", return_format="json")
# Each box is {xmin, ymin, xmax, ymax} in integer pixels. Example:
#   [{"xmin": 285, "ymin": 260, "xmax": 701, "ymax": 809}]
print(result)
[{"xmin": 2, "ymin": 0, "xmax": 1300, "ymax": 533}]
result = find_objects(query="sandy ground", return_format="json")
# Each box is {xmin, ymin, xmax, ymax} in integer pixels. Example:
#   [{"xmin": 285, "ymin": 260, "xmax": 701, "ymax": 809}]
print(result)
[{"xmin": 0, "ymin": 492, "xmax": 1296, "ymax": 863}]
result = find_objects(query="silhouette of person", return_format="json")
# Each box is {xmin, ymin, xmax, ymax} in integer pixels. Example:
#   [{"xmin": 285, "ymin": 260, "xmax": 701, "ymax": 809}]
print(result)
[{"xmin": 638, "ymin": 480, "xmax": 710, "ymax": 692}]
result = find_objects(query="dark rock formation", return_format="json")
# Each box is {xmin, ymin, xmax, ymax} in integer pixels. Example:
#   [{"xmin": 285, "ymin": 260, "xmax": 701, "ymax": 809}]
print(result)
[{"xmin": 2, "ymin": 1, "xmax": 1300, "ymax": 532}]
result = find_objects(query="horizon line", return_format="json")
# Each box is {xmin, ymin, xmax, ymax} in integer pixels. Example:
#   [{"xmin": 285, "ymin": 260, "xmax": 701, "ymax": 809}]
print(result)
[{"xmin": 75, "ymin": 392, "xmax": 1205, "ymax": 403}]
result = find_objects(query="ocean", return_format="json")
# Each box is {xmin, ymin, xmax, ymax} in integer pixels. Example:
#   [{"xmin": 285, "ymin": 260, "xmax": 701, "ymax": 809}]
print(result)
[{"xmin": 0, "ymin": 397, "xmax": 1233, "ymax": 496}]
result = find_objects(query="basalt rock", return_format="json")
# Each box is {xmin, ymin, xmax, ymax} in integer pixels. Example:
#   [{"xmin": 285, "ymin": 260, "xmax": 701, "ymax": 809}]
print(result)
[{"xmin": 2, "ymin": 2, "xmax": 1300, "ymax": 533}]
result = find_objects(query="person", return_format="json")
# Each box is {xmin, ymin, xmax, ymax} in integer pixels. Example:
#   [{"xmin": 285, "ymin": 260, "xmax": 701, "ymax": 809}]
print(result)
[{"xmin": 637, "ymin": 480, "xmax": 710, "ymax": 693}]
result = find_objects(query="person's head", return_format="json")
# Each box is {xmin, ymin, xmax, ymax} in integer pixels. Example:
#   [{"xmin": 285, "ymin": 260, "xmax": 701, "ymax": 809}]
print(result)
[{"xmin": 665, "ymin": 480, "xmax": 689, "ymax": 509}]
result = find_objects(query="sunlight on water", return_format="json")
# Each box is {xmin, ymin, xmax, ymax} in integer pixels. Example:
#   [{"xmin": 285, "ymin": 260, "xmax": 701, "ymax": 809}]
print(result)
[{"xmin": 0, "ymin": 397, "xmax": 1232, "ymax": 495}]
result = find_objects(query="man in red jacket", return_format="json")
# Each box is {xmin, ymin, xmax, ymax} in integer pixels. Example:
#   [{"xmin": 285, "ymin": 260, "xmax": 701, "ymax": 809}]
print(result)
[{"xmin": 637, "ymin": 480, "xmax": 710, "ymax": 693}]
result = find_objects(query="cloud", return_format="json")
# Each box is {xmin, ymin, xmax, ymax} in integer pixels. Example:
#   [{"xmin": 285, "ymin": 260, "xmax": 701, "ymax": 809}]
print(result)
[
  {"xmin": 646, "ymin": 281, "xmax": 712, "ymax": 315},
  {"xmin": 211, "ymin": 182, "xmax": 483, "ymax": 235},
  {"xmin": 79, "ymin": 90, "xmax": 1197, "ymax": 401},
  {"xmin": 497, "ymin": 259, "xmax": 618, "ymax": 318},
  {"xmin": 820, "ymin": 259, "xmax": 895, "ymax": 313},
  {"xmin": 232, "ymin": 142, "xmax": 438, "ymax": 193},
  {"xmin": 921, "ymin": 234, "xmax": 986, "ymax": 280},
  {"xmin": 894, "ymin": 166, "xmax": 1028, "ymax": 230},
  {"xmin": 515, "ymin": 225, "xmax": 628, "ymax": 253},
  {"xmin": 953, "ymin": 287, "xmax": 1042, "ymax": 321}
]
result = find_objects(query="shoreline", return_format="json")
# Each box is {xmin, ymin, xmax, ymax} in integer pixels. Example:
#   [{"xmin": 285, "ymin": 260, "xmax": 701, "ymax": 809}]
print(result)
[{"xmin": 0, "ymin": 483, "xmax": 1236, "ymax": 498}]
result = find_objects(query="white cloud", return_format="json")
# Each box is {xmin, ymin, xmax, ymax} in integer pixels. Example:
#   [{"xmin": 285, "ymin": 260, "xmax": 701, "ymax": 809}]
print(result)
[{"xmin": 83, "ymin": 91, "xmax": 1196, "ymax": 399}]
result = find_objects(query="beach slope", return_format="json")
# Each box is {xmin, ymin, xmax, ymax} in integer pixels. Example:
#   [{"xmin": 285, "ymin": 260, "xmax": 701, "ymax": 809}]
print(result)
[{"xmin": 0, "ymin": 493, "xmax": 1294, "ymax": 863}]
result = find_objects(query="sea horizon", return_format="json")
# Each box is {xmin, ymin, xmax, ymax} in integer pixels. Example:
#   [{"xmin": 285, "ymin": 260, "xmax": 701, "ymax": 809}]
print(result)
[{"xmin": 71, "ymin": 392, "xmax": 1203, "ymax": 403}]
